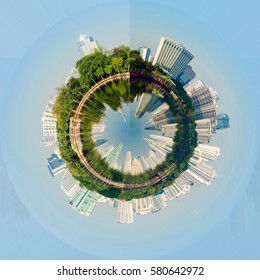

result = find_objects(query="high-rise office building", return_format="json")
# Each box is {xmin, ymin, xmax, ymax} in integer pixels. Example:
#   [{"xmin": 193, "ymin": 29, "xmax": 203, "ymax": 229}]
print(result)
[
  {"xmin": 70, "ymin": 188, "xmax": 100, "ymax": 216},
  {"xmin": 42, "ymin": 97, "xmax": 57, "ymax": 137},
  {"xmin": 96, "ymin": 141, "xmax": 109, "ymax": 151},
  {"xmin": 66, "ymin": 34, "xmax": 99, "ymax": 84},
  {"xmin": 100, "ymin": 145, "xmax": 115, "ymax": 159},
  {"xmin": 176, "ymin": 65, "xmax": 196, "ymax": 85},
  {"xmin": 77, "ymin": 34, "xmax": 99, "ymax": 56},
  {"xmin": 187, "ymin": 161, "xmax": 216, "ymax": 186},
  {"xmin": 137, "ymin": 156, "xmax": 150, "ymax": 172},
  {"xmin": 144, "ymin": 138, "xmax": 167, "ymax": 156},
  {"xmin": 149, "ymin": 97, "xmax": 164, "ymax": 112},
  {"xmin": 135, "ymin": 93, "xmax": 163, "ymax": 118},
  {"xmin": 161, "ymin": 123, "xmax": 178, "ymax": 138},
  {"xmin": 123, "ymin": 151, "xmax": 132, "ymax": 174},
  {"xmin": 151, "ymin": 193, "xmax": 167, "ymax": 212},
  {"xmin": 133, "ymin": 197, "xmax": 153, "ymax": 215},
  {"xmin": 151, "ymin": 102, "xmax": 169, "ymax": 116},
  {"xmin": 131, "ymin": 158, "xmax": 143, "ymax": 175},
  {"xmin": 188, "ymin": 151, "xmax": 204, "ymax": 167},
  {"xmin": 61, "ymin": 169, "xmax": 80, "ymax": 197},
  {"xmin": 116, "ymin": 201, "xmax": 134, "ymax": 224},
  {"xmin": 145, "ymin": 156, "xmax": 157, "ymax": 170},
  {"xmin": 164, "ymin": 177, "xmax": 191, "ymax": 200},
  {"xmin": 216, "ymin": 113, "xmax": 230, "ymax": 129},
  {"xmin": 195, "ymin": 119, "xmax": 212, "ymax": 143},
  {"xmin": 148, "ymin": 102, "xmax": 175, "ymax": 129},
  {"xmin": 47, "ymin": 153, "xmax": 66, "ymax": 176},
  {"xmin": 150, "ymin": 134, "xmax": 173, "ymax": 144},
  {"xmin": 185, "ymin": 80, "xmax": 218, "ymax": 132},
  {"xmin": 92, "ymin": 123, "xmax": 105, "ymax": 134},
  {"xmin": 153, "ymin": 37, "xmax": 194, "ymax": 79},
  {"xmin": 105, "ymin": 143, "xmax": 122, "ymax": 168},
  {"xmin": 65, "ymin": 66, "xmax": 80, "ymax": 84},
  {"xmin": 181, "ymin": 169, "xmax": 204, "ymax": 187},
  {"xmin": 95, "ymin": 139, "xmax": 108, "ymax": 148},
  {"xmin": 41, "ymin": 135, "xmax": 57, "ymax": 147},
  {"xmin": 96, "ymin": 142, "xmax": 113, "ymax": 158},
  {"xmin": 148, "ymin": 116, "xmax": 174, "ymax": 130},
  {"xmin": 184, "ymin": 79, "xmax": 205, "ymax": 96},
  {"xmin": 149, "ymin": 135, "xmax": 173, "ymax": 154},
  {"xmin": 138, "ymin": 46, "xmax": 151, "ymax": 61},
  {"xmin": 189, "ymin": 83, "xmax": 218, "ymax": 109},
  {"xmin": 149, "ymin": 150, "xmax": 166, "ymax": 165},
  {"xmin": 195, "ymin": 144, "xmax": 220, "ymax": 161},
  {"xmin": 149, "ymin": 109, "xmax": 173, "ymax": 124}
]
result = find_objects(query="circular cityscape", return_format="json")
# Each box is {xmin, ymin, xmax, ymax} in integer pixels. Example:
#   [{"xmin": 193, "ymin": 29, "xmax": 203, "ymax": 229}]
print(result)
[{"xmin": 41, "ymin": 35, "xmax": 230, "ymax": 223}]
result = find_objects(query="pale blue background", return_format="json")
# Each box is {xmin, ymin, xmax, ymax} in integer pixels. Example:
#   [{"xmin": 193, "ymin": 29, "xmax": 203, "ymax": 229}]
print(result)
[{"xmin": 0, "ymin": 0, "xmax": 260, "ymax": 259}]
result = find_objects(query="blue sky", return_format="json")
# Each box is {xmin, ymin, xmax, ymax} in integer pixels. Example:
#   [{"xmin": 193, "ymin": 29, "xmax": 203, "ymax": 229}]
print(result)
[{"xmin": 0, "ymin": 0, "xmax": 260, "ymax": 259}]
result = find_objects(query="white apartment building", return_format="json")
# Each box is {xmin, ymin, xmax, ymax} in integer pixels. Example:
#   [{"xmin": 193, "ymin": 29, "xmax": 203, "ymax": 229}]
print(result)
[{"xmin": 153, "ymin": 37, "xmax": 194, "ymax": 79}]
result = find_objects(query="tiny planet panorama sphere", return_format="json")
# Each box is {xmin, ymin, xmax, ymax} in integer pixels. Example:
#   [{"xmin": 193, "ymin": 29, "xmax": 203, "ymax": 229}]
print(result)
[{"xmin": 41, "ymin": 36, "xmax": 227, "ymax": 224}]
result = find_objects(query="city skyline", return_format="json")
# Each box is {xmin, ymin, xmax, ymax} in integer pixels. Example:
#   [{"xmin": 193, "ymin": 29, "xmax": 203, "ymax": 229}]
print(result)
[
  {"xmin": 40, "ymin": 32, "xmax": 229, "ymax": 224},
  {"xmin": 1, "ymin": 0, "xmax": 259, "ymax": 260}
]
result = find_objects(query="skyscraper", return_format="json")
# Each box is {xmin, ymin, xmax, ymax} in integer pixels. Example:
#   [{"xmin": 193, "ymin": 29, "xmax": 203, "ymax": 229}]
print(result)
[
  {"xmin": 138, "ymin": 46, "xmax": 151, "ymax": 61},
  {"xmin": 100, "ymin": 145, "xmax": 115, "ymax": 159},
  {"xmin": 133, "ymin": 197, "xmax": 153, "ymax": 215},
  {"xmin": 144, "ymin": 138, "xmax": 167, "ymax": 156},
  {"xmin": 195, "ymin": 144, "xmax": 220, "ymax": 161},
  {"xmin": 105, "ymin": 143, "xmax": 122, "ymax": 168},
  {"xmin": 149, "ymin": 134, "xmax": 173, "ymax": 144},
  {"xmin": 164, "ymin": 179, "xmax": 191, "ymax": 200},
  {"xmin": 42, "ymin": 97, "xmax": 57, "ymax": 137},
  {"xmin": 176, "ymin": 65, "xmax": 196, "ymax": 85},
  {"xmin": 65, "ymin": 66, "xmax": 80, "ymax": 84},
  {"xmin": 123, "ymin": 151, "xmax": 132, "ymax": 174},
  {"xmin": 41, "ymin": 135, "xmax": 56, "ymax": 147},
  {"xmin": 95, "ymin": 139, "xmax": 108, "ymax": 148},
  {"xmin": 47, "ymin": 153, "xmax": 66, "ymax": 176},
  {"xmin": 195, "ymin": 119, "xmax": 212, "ymax": 143},
  {"xmin": 185, "ymin": 80, "xmax": 218, "ymax": 132},
  {"xmin": 161, "ymin": 123, "xmax": 178, "ymax": 138},
  {"xmin": 137, "ymin": 156, "xmax": 150, "ymax": 172},
  {"xmin": 116, "ymin": 201, "xmax": 134, "ymax": 224},
  {"xmin": 61, "ymin": 169, "xmax": 80, "ymax": 197},
  {"xmin": 70, "ymin": 188, "xmax": 100, "ymax": 216},
  {"xmin": 77, "ymin": 34, "xmax": 99, "ymax": 56},
  {"xmin": 149, "ymin": 150, "xmax": 166, "ymax": 165},
  {"xmin": 151, "ymin": 193, "xmax": 167, "ymax": 212},
  {"xmin": 92, "ymin": 123, "xmax": 106, "ymax": 134},
  {"xmin": 131, "ymin": 158, "xmax": 143, "ymax": 175},
  {"xmin": 187, "ymin": 161, "xmax": 216, "ymax": 186},
  {"xmin": 146, "ymin": 156, "xmax": 157, "ymax": 170},
  {"xmin": 153, "ymin": 37, "xmax": 194, "ymax": 79},
  {"xmin": 216, "ymin": 113, "xmax": 230, "ymax": 129},
  {"xmin": 135, "ymin": 93, "xmax": 163, "ymax": 119}
]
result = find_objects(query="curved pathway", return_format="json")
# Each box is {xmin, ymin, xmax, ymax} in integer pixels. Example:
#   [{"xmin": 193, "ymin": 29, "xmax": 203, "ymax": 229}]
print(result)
[{"xmin": 70, "ymin": 72, "xmax": 188, "ymax": 189}]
